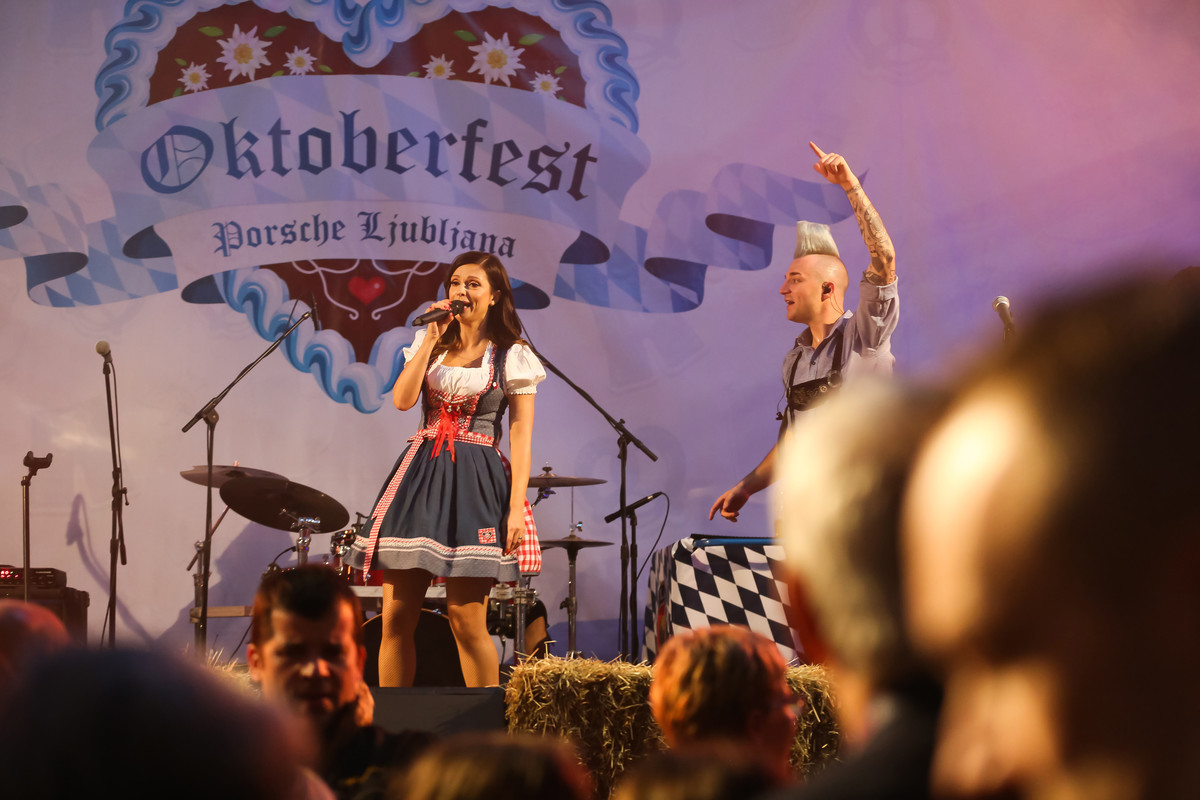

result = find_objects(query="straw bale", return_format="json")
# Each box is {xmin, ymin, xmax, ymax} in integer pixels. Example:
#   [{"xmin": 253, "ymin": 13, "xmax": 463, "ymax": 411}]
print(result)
[
  {"xmin": 505, "ymin": 656, "xmax": 841, "ymax": 797},
  {"xmin": 506, "ymin": 656, "xmax": 663, "ymax": 798}
]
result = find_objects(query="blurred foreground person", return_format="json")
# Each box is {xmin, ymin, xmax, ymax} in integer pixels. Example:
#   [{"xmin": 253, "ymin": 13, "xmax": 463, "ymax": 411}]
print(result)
[
  {"xmin": 249, "ymin": 565, "xmax": 432, "ymax": 799},
  {"xmin": 397, "ymin": 731, "xmax": 593, "ymax": 800},
  {"xmin": 769, "ymin": 379, "xmax": 945, "ymax": 799},
  {"xmin": 904, "ymin": 272, "xmax": 1200, "ymax": 799},
  {"xmin": 0, "ymin": 646, "xmax": 313, "ymax": 800},
  {"xmin": 649, "ymin": 625, "xmax": 799, "ymax": 785},
  {"xmin": 0, "ymin": 598, "xmax": 71, "ymax": 696}
]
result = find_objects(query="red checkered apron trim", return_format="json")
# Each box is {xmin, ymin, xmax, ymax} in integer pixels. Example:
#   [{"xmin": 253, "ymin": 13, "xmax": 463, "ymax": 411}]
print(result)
[{"xmin": 499, "ymin": 452, "xmax": 542, "ymax": 575}]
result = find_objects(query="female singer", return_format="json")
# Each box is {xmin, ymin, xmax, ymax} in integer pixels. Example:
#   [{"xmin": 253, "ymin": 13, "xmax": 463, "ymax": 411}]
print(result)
[{"xmin": 348, "ymin": 251, "xmax": 544, "ymax": 687}]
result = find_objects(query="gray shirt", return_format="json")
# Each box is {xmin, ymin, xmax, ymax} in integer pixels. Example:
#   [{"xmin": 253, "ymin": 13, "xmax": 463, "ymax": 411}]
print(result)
[{"xmin": 781, "ymin": 277, "xmax": 899, "ymax": 395}]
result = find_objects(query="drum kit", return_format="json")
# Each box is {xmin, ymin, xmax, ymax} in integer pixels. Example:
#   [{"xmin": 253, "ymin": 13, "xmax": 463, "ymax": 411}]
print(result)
[{"xmin": 181, "ymin": 462, "xmax": 613, "ymax": 661}]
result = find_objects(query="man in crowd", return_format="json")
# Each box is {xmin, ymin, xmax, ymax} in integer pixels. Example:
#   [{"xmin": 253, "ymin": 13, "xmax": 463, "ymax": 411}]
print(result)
[
  {"xmin": 711, "ymin": 142, "xmax": 898, "ymax": 523},
  {"xmin": 769, "ymin": 379, "xmax": 944, "ymax": 799},
  {"xmin": 903, "ymin": 271, "xmax": 1200, "ymax": 799},
  {"xmin": 249, "ymin": 565, "xmax": 432, "ymax": 798},
  {"xmin": 650, "ymin": 624, "xmax": 799, "ymax": 785}
]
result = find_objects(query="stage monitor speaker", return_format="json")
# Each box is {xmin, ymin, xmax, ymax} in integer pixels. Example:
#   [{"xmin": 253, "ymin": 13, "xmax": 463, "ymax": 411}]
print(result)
[
  {"xmin": 370, "ymin": 687, "xmax": 506, "ymax": 737},
  {"xmin": 0, "ymin": 585, "xmax": 89, "ymax": 644}
]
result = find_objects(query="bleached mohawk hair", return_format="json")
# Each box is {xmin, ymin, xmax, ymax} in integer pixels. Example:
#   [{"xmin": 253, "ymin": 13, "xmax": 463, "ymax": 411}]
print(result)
[{"xmin": 794, "ymin": 220, "xmax": 840, "ymax": 260}]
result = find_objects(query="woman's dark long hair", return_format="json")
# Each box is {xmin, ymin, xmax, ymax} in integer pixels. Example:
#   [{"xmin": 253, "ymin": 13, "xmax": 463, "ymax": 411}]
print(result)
[{"xmin": 432, "ymin": 251, "xmax": 526, "ymax": 357}]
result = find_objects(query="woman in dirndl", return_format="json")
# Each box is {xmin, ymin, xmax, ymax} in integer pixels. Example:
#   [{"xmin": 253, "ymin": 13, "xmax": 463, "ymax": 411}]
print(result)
[{"xmin": 348, "ymin": 251, "xmax": 544, "ymax": 687}]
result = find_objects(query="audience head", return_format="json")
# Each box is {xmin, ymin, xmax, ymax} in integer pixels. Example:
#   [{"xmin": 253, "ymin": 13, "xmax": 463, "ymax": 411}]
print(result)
[
  {"xmin": 903, "ymin": 271, "xmax": 1200, "ymax": 798},
  {"xmin": 650, "ymin": 625, "xmax": 797, "ymax": 782},
  {"xmin": 398, "ymin": 731, "xmax": 593, "ymax": 800},
  {"xmin": 774, "ymin": 378, "xmax": 944, "ymax": 742},
  {"xmin": 0, "ymin": 599, "xmax": 70, "ymax": 693},
  {"xmin": 611, "ymin": 746, "xmax": 777, "ymax": 800},
  {"xmin": 248, "ymin": 564, "xmax": 366, "ymax": 730},
  {"xmin": 0, "ymin": 646, "xmax": 306, "ymax": 799}
]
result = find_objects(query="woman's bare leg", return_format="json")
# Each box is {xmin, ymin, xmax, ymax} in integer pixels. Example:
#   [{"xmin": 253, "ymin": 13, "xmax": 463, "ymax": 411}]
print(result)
[
  {"xmin": 378, "ymin": 569, "xmax": 431, "ymax": 687},
  {"xmin": 445, "ymin": 576, "xmax": 499, "ymax": 687}
]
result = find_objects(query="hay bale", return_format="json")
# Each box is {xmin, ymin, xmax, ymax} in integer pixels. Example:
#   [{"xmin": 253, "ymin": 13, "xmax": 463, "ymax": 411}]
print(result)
[
  {"xmin": 506, "ymin": 656, "xmax": 664, "ymax": 798},
  {"xmin": 505, "ymin": 657, "xmax": 841, "ymax": 797},
  {"xmin": 787, "ymin": 663, "xmax": 840, "ymax": 775}
]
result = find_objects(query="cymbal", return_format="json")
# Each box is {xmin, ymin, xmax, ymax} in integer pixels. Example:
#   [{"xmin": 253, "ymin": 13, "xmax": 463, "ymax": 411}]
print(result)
[
  {"xmin": 219, "ymin": 477, "xmax": 349, "ymax": 533},
  {"xmin": 540, "ymin": 535, "xmax": 614, "ymax": 550},
  {"xmin": 180, "ymin": 464, "xmax": 287, "ymax": 488},
  {"xmin": 528, "ymin": 474, "xmax": 607, "ymax": 488}
]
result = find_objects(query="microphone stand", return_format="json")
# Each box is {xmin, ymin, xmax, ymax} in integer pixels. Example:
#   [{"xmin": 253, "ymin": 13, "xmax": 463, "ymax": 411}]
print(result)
[
  {"xmin": 21, "ymin": 452, "xmax": 53, "ymax": 604},
  {"xmin": 102, "ymin": 355, "xmax": 128, "ymax": 648},
  {"xmin": 525, "ymin": 345, "xmax": 657, "ymax": 662},
  {"xmin": 182, "ymin": 310, "xmax": 313, "ymax": 659}
]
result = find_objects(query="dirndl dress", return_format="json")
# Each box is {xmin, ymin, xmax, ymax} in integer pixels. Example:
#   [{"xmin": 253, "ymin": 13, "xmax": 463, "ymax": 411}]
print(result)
[{"xmin": 348, "ymin": 331, "xmax": 545, "ymax": 582}]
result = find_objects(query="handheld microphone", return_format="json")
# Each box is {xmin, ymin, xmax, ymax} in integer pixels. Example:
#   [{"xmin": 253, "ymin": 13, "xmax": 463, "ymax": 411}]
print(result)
[
  {"xmin": 604, "ymin": 491, "xmax": 664, "ymax": 524},
  {"xmin": 96, "ymin": 340, "xmax": 113, "ymax": 364},
  {"xmin": 412, "ymin": 300, "xmax": 465, "ymax": 327}
]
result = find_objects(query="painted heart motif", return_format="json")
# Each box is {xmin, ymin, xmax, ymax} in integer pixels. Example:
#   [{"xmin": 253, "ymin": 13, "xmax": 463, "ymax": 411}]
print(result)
[{"xmin": 349, "ymin": 275, "xmax": 385, "ymax": 305}]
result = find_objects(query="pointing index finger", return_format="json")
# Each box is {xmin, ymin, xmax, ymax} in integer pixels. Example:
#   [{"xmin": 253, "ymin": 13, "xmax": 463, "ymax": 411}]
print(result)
[{"xmin": 809, "ymin": 141, "xmax": 826, "ymax": 159}]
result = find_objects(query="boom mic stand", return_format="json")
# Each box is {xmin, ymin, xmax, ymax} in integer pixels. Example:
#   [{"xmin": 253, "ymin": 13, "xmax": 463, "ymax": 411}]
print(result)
[
  {"xmin": 20, "ymin": 452, "xmax": 53, "ymax": 604},
  {"xmin": 181, "ymin": 309, "xmax": 314, "ymax": 659},
  {"xmin": 524, "ymin": 344, "xmax": 657, "ymax": 662}
]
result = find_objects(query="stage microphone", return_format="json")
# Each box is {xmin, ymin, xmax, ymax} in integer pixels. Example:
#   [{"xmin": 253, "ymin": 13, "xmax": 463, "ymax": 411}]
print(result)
[
  {"xmin": 23, "ymin": 451, "xmax": 52, "ymax": 471},
  {"xmin": 309, "ymin": 293, "xmax": 322, "ymax": 331},
  {"xmin": 993, "ymin": 297, "xmax": 1012, "ymax": 328},
  {"xmin": 993, "ymin": 296, "xmax": 1016, "ymax": 343},
  {"xmin": 412, "ymin": 300, "xmax": 465, "ymax": 327},
  {"xmin": 604, "ymin": 491, "xmax": 664, "ymax": 524},
  {"xmin": 96, "ymin": 340, "xmax": 113, "ymax": 364}
]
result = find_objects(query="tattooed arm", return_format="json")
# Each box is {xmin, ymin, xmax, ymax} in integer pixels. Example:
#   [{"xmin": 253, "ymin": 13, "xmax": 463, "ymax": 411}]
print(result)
[{"xmin": 809, "ymin": 141, "xmax": 896, "ymax": 285}]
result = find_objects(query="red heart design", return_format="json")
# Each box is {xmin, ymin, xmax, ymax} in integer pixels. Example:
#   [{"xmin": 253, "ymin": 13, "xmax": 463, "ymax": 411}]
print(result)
[{"xmin": 349, "ymin": 275, "xmax": 385, "ymax": 305}]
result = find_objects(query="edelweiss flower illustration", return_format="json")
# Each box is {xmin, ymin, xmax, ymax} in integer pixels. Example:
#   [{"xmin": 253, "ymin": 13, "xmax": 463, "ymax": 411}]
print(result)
[
  {"xmin": 467, "ymin": 32, "xmax": 524, "ymax": 86},
  {"xmin": 530, "ymin": 72, "xmax": 561, "ymax": 97},
  {"xmin": 216, "ymin": 25, "xmax": 271, "ymax": 81},
  {"xmin": 284, "ymin": 46, "xmax": 316, "ymax": 75},
  {"xmin": 423, "ymin": 55, "xmax": 455, "ymax": 79},
  {"xmin": 179, "ymin": 62, "xmax": 211, "ymax": 93}
]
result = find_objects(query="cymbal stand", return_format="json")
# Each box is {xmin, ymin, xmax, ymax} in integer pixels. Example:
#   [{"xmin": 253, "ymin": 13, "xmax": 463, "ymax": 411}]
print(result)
[
  {"xmin": 523, "ymin": 345, "xmax": 658, "ymax": 663},
  {"xmin": 186, "ymin": 505, "xmax": 231, "ymax": 648},
  {"xmin": 557, "ymin": 522, "xmax": 585, "ymax": 657},
  {"xmin": 181, "ymin": 309, "xmax": 314, "ymax": 658}
]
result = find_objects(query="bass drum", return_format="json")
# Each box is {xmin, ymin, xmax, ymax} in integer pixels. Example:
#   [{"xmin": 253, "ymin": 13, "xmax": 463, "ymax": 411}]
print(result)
[{"xmin": 361, "ymin": 610, "xmax": 465, "ymax": 688}]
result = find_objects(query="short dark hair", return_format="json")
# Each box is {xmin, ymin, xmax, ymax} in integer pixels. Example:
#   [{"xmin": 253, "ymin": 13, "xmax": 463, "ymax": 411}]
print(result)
[{"xmin": 251, "ymin": 565, "xmax": 363, "ymax": 648}]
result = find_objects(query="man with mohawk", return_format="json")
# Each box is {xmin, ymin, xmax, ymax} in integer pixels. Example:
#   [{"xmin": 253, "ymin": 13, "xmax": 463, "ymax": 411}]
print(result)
[{"xmin": 710, "ymin": 142, "xmax": 899, "ymax": 523}]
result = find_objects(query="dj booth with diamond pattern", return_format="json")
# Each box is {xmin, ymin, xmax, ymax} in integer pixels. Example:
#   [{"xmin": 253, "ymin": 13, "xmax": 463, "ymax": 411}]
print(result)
[{"xmin": 641, "ymin": 537, "xmax": 803, "ymax": 663}]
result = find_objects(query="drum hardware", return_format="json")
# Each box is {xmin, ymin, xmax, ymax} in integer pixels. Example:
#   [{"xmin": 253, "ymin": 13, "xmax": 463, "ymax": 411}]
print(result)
[
  {"xmin": 488, "ymin": 580, "xmax": 534, "ymax": 641},
  {"xmin": 179, "ymin": 464, "xmax": 287, "ymax": 489},
  {"xmin": 528, "ymin": 466, "xmax": 606, "ymax": 506},
  {"xmin": 219, "ymin": 476, "xmax": 349, "ymax": 568},
  {"xmin": 180, "ymin": 306, "xmax": 315, "ymax": 658},
  {"xmin": 182, "ymin": 463, "xmax": 290, "ymax": 653},
  {"xmin": 218, "ymin": 477, "xmax": 349, "ymax": 533},
  {"xmin": 541, "ymin": 524, "xmax": 614, "ymax": 658}
]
